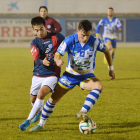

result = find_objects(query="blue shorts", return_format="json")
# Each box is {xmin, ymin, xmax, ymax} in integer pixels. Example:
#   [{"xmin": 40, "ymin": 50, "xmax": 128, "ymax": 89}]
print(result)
[
  {"xmin": 103, "ymin": 38, "xmax": 117, "ymax": 48},
  {"xmin": 58, "ymin": 71, "xmax": 96, "ymax": 89}
]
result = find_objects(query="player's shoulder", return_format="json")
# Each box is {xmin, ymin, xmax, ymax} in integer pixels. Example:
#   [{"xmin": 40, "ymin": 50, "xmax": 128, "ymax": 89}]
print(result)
[
  {"xmin": 99, "ymin": 17, "xmax": 107, "ymax": 23},
  {"xmin": 50, "ymin": 33, "xmax": 65, "ymax": 40},
  {"xmin": 55, "ymin": 33, "xmax": 65, "ymax": 38},
  {"xmin": 47, "ymin": 17, "xmax": 57, "ymax": 22},
  {"xmin": 64, "ymin": 34, "xmax": 77, "ymax": 45},
  {"xmin": 102, "ymin": 17, "xmax": 108, "ymax": 21},
  {"xmin": 30, "ymin": 37, "xmax": 39, "ymax": 45},
  {"xmin": 89, "ymin": 35, "xmax": 97, "ymax": 42},
  {"xmin": 113, "ymin": 17, "xmax": 119, "ymax": 21},
  {"xmin": 89, "ymin": 35, "xmax": 102, "ymax": 45}
]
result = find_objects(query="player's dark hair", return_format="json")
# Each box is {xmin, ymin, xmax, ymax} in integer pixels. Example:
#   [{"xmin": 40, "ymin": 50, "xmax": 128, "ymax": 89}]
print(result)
[
  {"xmin": 39, "ymin": 6, "xmax": 48, "ymax": 12},
  {"xmin": 78, "ymin": 20, "xmax": 92, "ymax": 32},
  {"xmin": 108, "ymin": 7, "xmax": 114, "ymax": 10},
  {"xmin": 31, "ymin": 16, "xmax": 46, "ymax": 27}
]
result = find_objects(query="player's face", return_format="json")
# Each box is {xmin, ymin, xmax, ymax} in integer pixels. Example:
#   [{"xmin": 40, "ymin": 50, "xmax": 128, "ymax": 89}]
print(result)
[
  {"xmin": 39, "ymin": 8, "xmax": 48, "ymax": 19},
  {"xmin": 107, "ymin": 9, "xmax": 114, "ymax": 17},
  {"xmin": 33, "ymin": 24, "xmax": 47, "ymax": 38},
  {"xmin": 77, "ymin": 29, "xmax": 91, "ymax": 43}
]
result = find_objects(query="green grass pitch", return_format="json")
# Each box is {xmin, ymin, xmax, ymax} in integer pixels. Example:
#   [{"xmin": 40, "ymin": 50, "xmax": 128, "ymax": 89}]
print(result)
[{"xmin": 0, "ymin": 47, "xmax": 140, "ymax": 140}]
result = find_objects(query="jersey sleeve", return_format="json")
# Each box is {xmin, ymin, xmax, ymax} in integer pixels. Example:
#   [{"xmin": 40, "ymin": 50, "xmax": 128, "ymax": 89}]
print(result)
[
  {"xmin": 96, "ymin": 19, "xmax": 103, "ymax": 35},
  {"xmin": 30, "ymin": 40, "xmax": 41, "ymax": 62},
  {"xmin": 95, "ymin": 38, "xmax": 106, "ymax": 52},
  {"xmin": 55, "ymin": 33, "xmax": 65, "ymax": 45},
  {"xmin": 116, "ymin": 18, "xmax": 123, "ymax": 29},
  {"xmin": 56, "ymin": 37, "xmax": 70, "ymax": 56}
]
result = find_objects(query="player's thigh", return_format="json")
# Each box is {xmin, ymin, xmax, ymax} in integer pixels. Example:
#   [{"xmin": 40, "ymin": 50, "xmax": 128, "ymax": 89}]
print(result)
[
  {"xmin": 38, "ymin": 76, "xmax": 58, "ymax": 99},
  {"xmin": 106, "ymin": 42, "xmax": 113, "ymax": 51},
  {"xmin": 51, "ymin": 83, "xmax": 69, "ymax": 103},
  {"xmin": 111, "ymin": 39, "xmax": 117, "ymax": 53},
  {"xmin": 82, "ymin": 77, "xmax": 103, "ymax": 91}
]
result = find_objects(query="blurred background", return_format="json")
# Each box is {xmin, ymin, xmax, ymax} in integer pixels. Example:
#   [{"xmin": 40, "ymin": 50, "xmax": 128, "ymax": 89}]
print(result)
[{"xmin": 0, "ymin": 0, "xmax": 140, "ymax": 47}]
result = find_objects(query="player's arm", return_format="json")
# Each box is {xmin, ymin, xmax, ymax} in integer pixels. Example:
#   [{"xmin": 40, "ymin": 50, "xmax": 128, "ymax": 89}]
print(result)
[
  {"xmin": 54, "ymin": 40, "xmax": 68, "ymax": 67},
  {"xmin": 30, "ymin": 44, "xmax": 50, "ymax": 66},
  {"xmin": 96, "ymin": 19, "xmax": 102, "ymax": 38},
  {"xmin": 103, "ymin": 47, "xmax": 115, "ymax": 80},
  {"xmin": 116, "ymin": 18, "xmax": 123, "ymax": 32},
  {"xmin": 96, "ymin": 38, "xmax": 115, "ymax": 80},
  {"xmin": 51, "ymin": 18, "xmax": 62, "ymax": 33},
  {"xmin": 54, "ymin": 53, "xmax": 64, "ymax": 67}
]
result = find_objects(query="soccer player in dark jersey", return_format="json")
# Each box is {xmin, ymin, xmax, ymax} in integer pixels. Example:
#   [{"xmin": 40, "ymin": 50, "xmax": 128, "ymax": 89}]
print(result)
[
  {"xmin": 39, "ymin": 6, "xmax": 62, "ymax": 33},
  {"xmin": 19, "ymin": 16, "xmax": 64, "ymax": 131}
]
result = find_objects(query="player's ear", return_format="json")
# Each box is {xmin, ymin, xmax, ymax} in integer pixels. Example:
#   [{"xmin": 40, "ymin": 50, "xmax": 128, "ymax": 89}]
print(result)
[{"xmin": 76, "ymin": 29, "xmax": 79, "ymax": 33}]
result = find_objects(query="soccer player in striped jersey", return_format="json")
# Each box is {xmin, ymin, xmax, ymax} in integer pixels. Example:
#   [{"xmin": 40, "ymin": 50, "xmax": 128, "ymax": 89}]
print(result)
[
  {"xmin": 96, "ymin": 7, "xmax": 123, "ymax": 64},
  {"xmin": 19, "ymin": 16, "xmax": 64, "ymax": 131},
  {"xmin": 30, "ymin": 20, "xmax": 115, "ymax": 131}
]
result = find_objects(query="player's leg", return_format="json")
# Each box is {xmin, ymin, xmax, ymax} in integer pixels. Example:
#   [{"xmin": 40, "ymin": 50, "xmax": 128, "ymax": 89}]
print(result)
[
  {"xmin": 29, "ymin": 85, "xmax": 51, "ymax": 123},
  {"xmin": 30, "ymin": 89, "xmax": 41, "ymax": 123},
  {"xmin": 30, "ymin": 83, "xmax": 69, "ymax": 131},
  {"xmin": 19, "ymin": 76, "xmax": 57, "ymax": 131},
  {"xmin": 111, "ymin": 39, "xmax": 117, "ymax": 61},
  {"xmin": 30, "ymin": 76, "xmax": 41, "ymax": 105},
  {"xmin": 19, "ymin": 76, "xmax": 41, "ymax": 131},
  {"xmin": 76, "ymin": 76, "xmax": 103, "ymax": 121},
  {"xmin": 30, "ymin": 72, "xmax": 76, "ymax": 131},
  {"xmin": 103, "ymin": 38, "xmax": 113, "ymax": 64},
  {"xmin": 30, "ymin": 77, "xmax": 43, "ymax": 122}
]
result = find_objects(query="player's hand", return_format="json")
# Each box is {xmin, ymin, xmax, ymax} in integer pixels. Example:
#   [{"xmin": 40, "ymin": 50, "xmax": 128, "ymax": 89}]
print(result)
[
  {"xmin": 119, "ymin": 28, "xmax": 122, "ymax": 32},
  {"xmin": 109, "ymin": 70, "xmax": 115, "ymax": 80},
  {"xmin": 55, "ymin": 59, "xmax": 64, "ymax": 67},
  {"xmin": 43, "ymin": 57, "xmax": 50, "ymax": 66}
]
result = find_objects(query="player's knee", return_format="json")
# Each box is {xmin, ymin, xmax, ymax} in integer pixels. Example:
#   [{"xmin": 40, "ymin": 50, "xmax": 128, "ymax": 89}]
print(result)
[
  {"xmin": 50, "ymin": 96, "xmax": 60, "ymax": 104},
  {"xmin": 37, "ymin": 92, "xmax": 46, "ymax": 99},
  {"xmin": 30, "ymin": 98, "xmax": 36, "ymax": 104},
  {"xmin": 38, "ymin": 87, "xmax": 51, "ymax": 99},
  {"xmin": 30, "ymin": 95, "xmax": 37, "ymax": 103},
  {"xmin": 112, "ymin": 49, "xmax": 115, "ymax": 54},
  {"xmin": 92, "ymin": 82, "xmax": 103, "ymax": 91}
]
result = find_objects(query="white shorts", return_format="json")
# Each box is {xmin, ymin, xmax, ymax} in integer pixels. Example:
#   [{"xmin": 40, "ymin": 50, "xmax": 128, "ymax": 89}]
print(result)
[{"xmin": 30, "ymin": 76, "xmax": 58, "ymax": 96}]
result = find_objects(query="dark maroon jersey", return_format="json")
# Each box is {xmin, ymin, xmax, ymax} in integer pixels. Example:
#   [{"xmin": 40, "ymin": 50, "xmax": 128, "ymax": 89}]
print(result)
[{"xmin": 45, "ymin": 17, "xmax": 62, "ymax": 33}]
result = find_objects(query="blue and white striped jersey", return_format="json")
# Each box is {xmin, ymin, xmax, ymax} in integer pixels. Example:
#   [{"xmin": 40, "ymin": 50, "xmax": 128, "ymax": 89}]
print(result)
[
  {"xmin": 56, "ymin": 34, "xmax": 106, "ymax": 75},
  {"xmin": 96, "ymin": 17, "xmax": 123, "ymax": 39}
]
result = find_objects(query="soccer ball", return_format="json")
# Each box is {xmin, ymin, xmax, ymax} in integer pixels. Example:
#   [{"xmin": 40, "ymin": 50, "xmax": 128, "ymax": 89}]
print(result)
[{"xmin": 79, "ymin": 118, "xmax": 97, "ymax": 134}]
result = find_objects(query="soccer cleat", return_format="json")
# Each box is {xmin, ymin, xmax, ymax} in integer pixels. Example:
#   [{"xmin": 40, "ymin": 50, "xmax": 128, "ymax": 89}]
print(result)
[
  {"xmin": 103, "ymin": 56, "xmax": 108, "ymax": 64},
  {"xmin": 30, "ymin": 124, "xmax": 44, "ymax": 132},
  {"xmin": 19, "ymin": 120, "xmax": 30, "ymax": 131},
  {"xmin": 75, "ymin": 112, "xmax": 88, "ymax": 122},
  {"xmin": 31, "ymin": 112, "xmax": 41, "ymax": 123}
]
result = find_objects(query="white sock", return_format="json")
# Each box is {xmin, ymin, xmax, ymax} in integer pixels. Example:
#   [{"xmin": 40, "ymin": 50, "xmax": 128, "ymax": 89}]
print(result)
[
  {"xmin": 31, "ymin": 102, "xmax": 34, "ymax": 106},
  {"xmin": 27, "ymin": 98, "xmax": 44, "ymax": 120}
]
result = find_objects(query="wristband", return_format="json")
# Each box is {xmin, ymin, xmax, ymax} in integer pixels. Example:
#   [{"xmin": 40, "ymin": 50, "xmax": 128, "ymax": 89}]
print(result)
[{"xmin": 109, "ymin": 66, "xmax": 114, "ymax": 70}]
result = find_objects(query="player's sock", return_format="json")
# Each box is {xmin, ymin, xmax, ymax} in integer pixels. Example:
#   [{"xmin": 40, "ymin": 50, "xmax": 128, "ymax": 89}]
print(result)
[
  {"xmin": 31, "ymin": 102, "xmax": 34, "ymax": 106},
  {"xmin": 27, "ymin": 98, "xmax": 44, "ymax": 120},
  {"xmin": 39, "ymin": 99, "xmax": 56, "ymax": 127},
  {"xmin": 80, "ymin": 89, "xmax": 101, "ymax": 112}
]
